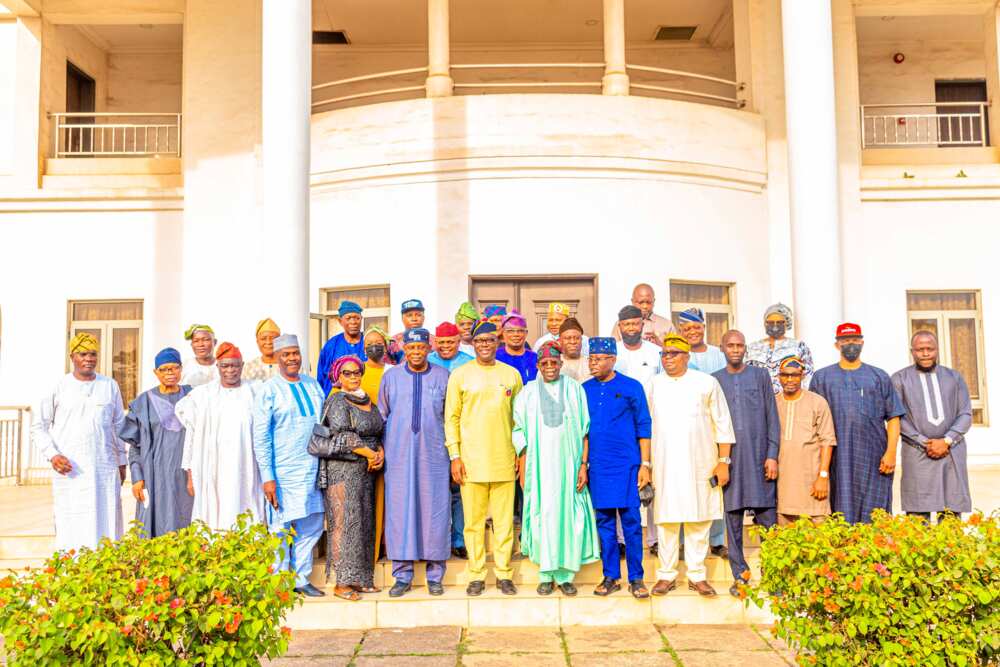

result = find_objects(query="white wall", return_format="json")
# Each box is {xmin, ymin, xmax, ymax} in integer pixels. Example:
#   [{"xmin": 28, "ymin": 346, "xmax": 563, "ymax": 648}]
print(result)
[
  {"xmin": 858, "ymin": 39, "xmax": 985, "ymax": 105},
  {"xmin": 0, "ymin": 20, "xmax": 16, "ymax": 176},
  {"xmin": 107, "ymin": 51, "xmax": 182, "ymax": 113}
]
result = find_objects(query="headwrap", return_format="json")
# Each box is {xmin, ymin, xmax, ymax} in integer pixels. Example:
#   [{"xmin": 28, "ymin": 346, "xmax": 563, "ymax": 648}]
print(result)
[
  {"xmin": 215, "ymin": 342, "xmax": 242, "ymax": 361},
  {"xmin": 548, "ymin": 302, "xmax": 570, "ymax": 316},
  {"xmin": 764, "ymin": 303, "xmax": 793, "ymax": 328},
  {"xmin": 618, "ymin": 305, "xmax": 642, "ymax": 321},
  {"xmin": 329, "ymin": 355, "xmax": 364, "ymax": 386},
  {"xmin": 456, "ymin": 302, "xmax": 479, "ymax": 323},
  {"xmin": 472, "ymin": 320, "xmax": 498, "ymax": 339},
  {"xmin": 364, "ymin": 324, "xmax": 390, "ymax": 345},
  {"xmin": 68, "ymin": 332, "xmax": 99, "ymax": 354},
  {"xmin": 273, "ymin": 334, "xmax": 299, "ymax": 352},
  {"xmin": 184, "ymin": 323, "xmax": 214, "ymax": 340},
  {"xmin": 779, "ymin": 355, "xmax": 806, "ymax": 372},
  {"xmin": 588, "ymin": 337, "xmax": 617, "ymax": 356},
  {"xmin": 677, "ymin": 308, "xmax": 705, "ymax": 325},
  {"xmin": 559, "ymin": 317, "xmax": 584, "ymax": 335},
  {"xmin": 338, "ymin": 301, "xmax": 363, "ymax": 317},
  {"xmin": 502, "ymin": 313, "xmax": 527, "ymax": 329},
  {"xmin": 537, "ymin": 341, "xmax": 562, "ymax": 360},
  {"xmin": 402, "ymin": 328, "xmax": 431, "ymax": 345},
  {"xmin": 400, "ymin": 299, "xmax": 425, "ymax": 313},
  {"xmin": 662, "ymin": 333, "xmax": 692, "ymax": 353},
  {"xmin": 256, "ymin": 318, "xmax": 280, "ymax": 336},
  {"xmin": 154, "ymin": 347, "xmax": 182, "ymax": 369},
  {"xmin": 435, "ymin": 322, "xmax": 460, "ymax": 337},
  {"xmin": 484, "ymin": 305, "xmax": 507, "ymax": 319}
]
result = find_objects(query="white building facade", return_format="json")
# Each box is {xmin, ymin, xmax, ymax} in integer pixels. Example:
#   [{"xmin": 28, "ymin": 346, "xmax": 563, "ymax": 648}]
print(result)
[{"xmin": 1, "ymin": 0, "xmax": 998, "ymax": 475}]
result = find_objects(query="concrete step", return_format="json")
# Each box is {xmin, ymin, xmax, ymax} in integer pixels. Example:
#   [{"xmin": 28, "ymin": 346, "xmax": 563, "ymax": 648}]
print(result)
[
  {"xmin": 41, "ymin": 173, "xmax": 183, "ymax": 189},
  {"xmin": 0, "ymin": 535, "xmax": 55, "ymax": 560},
  {"xmin": 286, "ymin": 581, "xmax": 772, "ymax": 630},
  {"xmin": 308, "ymin": 551, "xmax": 758, "ymax": 589},
  {"xmin": 0, "ymin": 558, "xmax": 47, "ymax": 573}
]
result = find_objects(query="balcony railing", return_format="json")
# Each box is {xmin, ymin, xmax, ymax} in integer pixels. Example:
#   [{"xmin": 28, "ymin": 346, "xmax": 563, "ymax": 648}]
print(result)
[
  {"xmin": 860, "ymin": 102, "xmax": 988, "ymax": 148},
  {"xmin": 50, "ymin": 112, "xmax": 182, "ymax": 158},
  {"xmin": 0, "ymin": 406, "xmax": 29, "ymax": 485},
  {"xmin": 312, "ymin": 63, "xmax": 743, "ymax": 112}
]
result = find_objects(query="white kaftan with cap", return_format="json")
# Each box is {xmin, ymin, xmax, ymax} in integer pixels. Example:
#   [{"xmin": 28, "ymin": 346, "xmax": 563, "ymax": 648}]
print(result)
[
  {"xmin": 175, "ymin": 382, "xmax": 265, "ymax": 530},
  {"xmin": 31, "ymin": 374, "xmax": 127, "ymax": 552},
  {"xmin": 649, "ymin": 369, "xmax": 736, "ymax": 523}
]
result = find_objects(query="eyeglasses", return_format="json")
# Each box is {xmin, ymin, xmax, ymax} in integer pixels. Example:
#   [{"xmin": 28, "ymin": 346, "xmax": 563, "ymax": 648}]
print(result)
[
  {"xmin": 660, "ymin": 351, "xmax": 686, "ymax": 358},
  {"xmin": 473, "ymin": 338, "xmax": 497, "ymax": 345},
  {"xmin": 778, "ymin": 373, "xmax": 803, "ymax": 379},
  {"xmin": 340, "ymin": 369, "xmax": 362, "ymax": 378}
]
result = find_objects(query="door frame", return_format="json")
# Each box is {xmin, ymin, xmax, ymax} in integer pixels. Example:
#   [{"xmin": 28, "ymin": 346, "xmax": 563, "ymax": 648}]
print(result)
[{"xmin": 468, "ymin": 273, "xmax": 600, "ymax": 329}]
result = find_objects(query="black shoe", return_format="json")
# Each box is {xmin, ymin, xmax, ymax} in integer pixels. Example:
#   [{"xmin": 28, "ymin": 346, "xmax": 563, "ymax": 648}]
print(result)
[
  {"xmin": 498, "ymin": 579, "xmax": 518, "ymax": 595},
  {"xmin": 428, "ymin": 581, "xmax": 445, "ymax": 596},
  {"xmin": 466, "ymin": 580, "xmax": 486, "ymax": 596},
  {"xmin": 729, "ymin": 581, "xmax": 742, "ymax": 598},
  {"xmin": 294, "ymin": 583, "xmax": 326, "ymax": 598},
  {"xmin": 559, "ymin": 582, "xmax": 577, "ymax": 596},
  {"xmin": 649, "ymin": 543, "xmax": 658, "ymax": 557},
  {"xmin": 452, "ymin": 546, "xmax": 468, "ymax": 560},
  {"xmin": 388, "ymin": 581, "xmax": 411, "ymax": 598},
  {"xmin": 678, "ymin": 548, "xmax": 685, "ymax": 562},
  {"xmin": 536, "ymin": 581, "xmax": 555, "ymax": 596},
  {"xmin": 710, "ymin": 545, "xmax": 730, "ymax": 560},
  {"xmin": 618, "ymin": 543, "xmax": 626, "ymax": 558},
  {"xmin": 594, "ymin": 577, "xmax": 620, "ymax": 596}
]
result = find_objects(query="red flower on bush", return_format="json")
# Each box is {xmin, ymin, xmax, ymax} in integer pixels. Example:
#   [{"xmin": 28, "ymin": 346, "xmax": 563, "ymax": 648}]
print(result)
[
  {"xmin": 848, "ymin": 576, "xmax": 863, "ymax": 592},
  {"xmin": 120, "ymin": 624, "xmax": 133, "ymax": 636},
  {"xmin": 277, "ymin": 590, "xmax": 290, "ymax": 602},
  {"xmin": 0, "ymin": 576, "xmax": 13, "ymax": 589},
  {"xmin": 169, "ymin": 597, "xmax": 184, "ymax": 610},
  {"xmin": 281, "ymin": 626, "xmax": 292, "ymax": 638},
  {"xmin": 145, "ymin": 613, "xmax": 159, "ymax": 622},
  {"xmin": 154, "ymin": 576, "xmax": 170, "ymax": 590},
  {"xmin": 135, "ymin": 578, "xmax": 149, "ymax": 595},
  {"xmin": 155, "ymin": 592, "xmax": 169, "ymax": 604},
  {"xmin": 872, "ymin": 562, "xmax": 889, "ymax": 577}
]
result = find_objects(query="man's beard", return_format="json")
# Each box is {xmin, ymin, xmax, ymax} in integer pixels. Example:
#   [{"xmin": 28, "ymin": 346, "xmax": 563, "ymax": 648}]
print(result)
[{"xmin": 916, "ymin": 361, "xmax": 938, "ymax": 373}]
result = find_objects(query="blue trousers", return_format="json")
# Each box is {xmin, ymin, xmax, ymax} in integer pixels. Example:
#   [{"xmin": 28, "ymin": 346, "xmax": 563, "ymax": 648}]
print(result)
[
  {"xmin": 710, "ymin": 518, "xmax": 726, "ymax": 546},
  {"xmin": 392, "ymin": 560, "xmax": 447, "ymax": 585},
  {"xmin": 595, "ymin": 505, "xmax": 644, "ymax": 582},
  {"xmin": 725, "ymin": 507, "xmax": 775, "ymax": 581},
  {"xmin": 450, "ymin": 482, "xmax": 465, "ymax": 548},
  {"xmin": 274, "ymin": 511, "xmax": 325, "ymax": 588}
]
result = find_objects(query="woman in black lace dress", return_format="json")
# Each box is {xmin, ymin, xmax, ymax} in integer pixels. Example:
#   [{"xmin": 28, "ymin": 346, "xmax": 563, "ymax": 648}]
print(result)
[{"xmin": 309, "ymin": 356, "xmax": 385, "ymax": 601}]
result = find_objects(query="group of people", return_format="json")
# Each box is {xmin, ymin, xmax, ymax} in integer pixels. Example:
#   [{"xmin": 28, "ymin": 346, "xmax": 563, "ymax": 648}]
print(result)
[{"xmin": 32, "ymin": 283, "xmax": 974, "ymax": 601}]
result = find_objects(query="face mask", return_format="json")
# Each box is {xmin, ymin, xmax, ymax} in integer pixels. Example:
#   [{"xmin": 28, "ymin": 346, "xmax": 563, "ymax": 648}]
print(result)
[
  {"xmin": 365, "ymin": 344, "xmax": 385, "ymax": 361},
  {"xmin": 621, "ymin": 331, "xmax": 643, "ymax": 346},
  {"xmin": 840, "ymin": 343, "xmax": 862, "ymax": 362},
  {"xmin": 765, "ymin": 322, "xmax": 786, "ymax": 339}
]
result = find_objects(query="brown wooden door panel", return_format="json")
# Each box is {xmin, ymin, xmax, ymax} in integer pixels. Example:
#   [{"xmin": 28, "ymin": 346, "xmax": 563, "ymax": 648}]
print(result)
[{"xmin": 469, "ymin": 276, "xmax": 597, "ymax": 345}]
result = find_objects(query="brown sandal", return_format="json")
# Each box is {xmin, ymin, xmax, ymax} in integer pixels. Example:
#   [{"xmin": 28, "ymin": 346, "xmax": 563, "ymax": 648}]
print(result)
[
  {"xmin": 351, "ymin": 584, "xmax": 381, "ymax": 594},
  {"xmin": 334, "ymin": 586, "xmax": 361, "ymax": 601},
  {"xmin": 594, "ymin": 577, "xmax": 621, "ymax": 596}
]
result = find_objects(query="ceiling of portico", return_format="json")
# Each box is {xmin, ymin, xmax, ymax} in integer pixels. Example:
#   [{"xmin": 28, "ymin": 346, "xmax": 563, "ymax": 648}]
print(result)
[
  {"xmin": 77, "ymin": 23, "xmax": 182, "ymax": 52},
  {"xmin": 311, "ymin": 0, "xmax": 733, "ymax": 46},
  {"xmin": 856, "ymin": 14, "xmax": 984, "ymax": 43}
]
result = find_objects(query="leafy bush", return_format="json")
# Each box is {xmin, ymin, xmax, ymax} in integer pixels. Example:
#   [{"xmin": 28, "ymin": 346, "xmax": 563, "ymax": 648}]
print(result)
[
  {"xmin": 744, "ymin": 511, "xmax": 999, "ymax": 666},
  {"xmin": 0, "ymin": 514, "xmax": 300, "ymax": 666}
]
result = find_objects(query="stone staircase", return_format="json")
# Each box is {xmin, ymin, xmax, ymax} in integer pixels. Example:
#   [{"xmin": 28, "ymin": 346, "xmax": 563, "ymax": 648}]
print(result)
[{"xmin": 0, "ymin": 525, "xmax": 771, "ymax": 629}]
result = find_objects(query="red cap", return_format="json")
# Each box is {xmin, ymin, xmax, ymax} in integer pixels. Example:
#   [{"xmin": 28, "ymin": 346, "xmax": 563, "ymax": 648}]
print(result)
[
  {"xmin": 215, "ymin": 342, "xmax": 242, "ymax": 360},
  {"xmin": 435, "ymin": 321, "xmax": 460, "ymax": 338},
  {"xmin": 835, "ymin": 322, "xmax": 863, "ymax": 338}
]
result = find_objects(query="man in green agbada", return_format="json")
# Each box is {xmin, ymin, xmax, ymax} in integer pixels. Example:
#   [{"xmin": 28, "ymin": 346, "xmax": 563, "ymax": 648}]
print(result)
[{"xmin": 513, "ymin": 342, "xmax": 600, "ymax": 596}]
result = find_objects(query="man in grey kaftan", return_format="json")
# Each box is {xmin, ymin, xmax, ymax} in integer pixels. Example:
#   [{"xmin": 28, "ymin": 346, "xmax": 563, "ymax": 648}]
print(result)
[{"xmin": 891, "ymin": 331, "xmax": 972, "ymax": 519}]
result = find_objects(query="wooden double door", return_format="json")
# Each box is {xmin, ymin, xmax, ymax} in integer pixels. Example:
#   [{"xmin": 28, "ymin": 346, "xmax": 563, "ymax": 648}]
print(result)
[{"xmin": 469, "ymin": 275, "xmax": 598, "ymax": 345}]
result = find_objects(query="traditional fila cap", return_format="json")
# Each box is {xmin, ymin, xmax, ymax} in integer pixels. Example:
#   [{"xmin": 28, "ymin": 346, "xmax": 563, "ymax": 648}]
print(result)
[{"xmin": 835, "ymin": 322, "xmax": 863, "ymax": 338}]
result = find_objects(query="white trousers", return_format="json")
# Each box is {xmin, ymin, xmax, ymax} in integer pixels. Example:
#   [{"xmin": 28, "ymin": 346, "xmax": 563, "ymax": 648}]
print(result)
[
  {"xmin": 656, "ymin": 520, "xmax": 711, "ymax": 583},
  {"xmin": 616, "ymin": 504, "xmax": 657, "ymax": 547}
]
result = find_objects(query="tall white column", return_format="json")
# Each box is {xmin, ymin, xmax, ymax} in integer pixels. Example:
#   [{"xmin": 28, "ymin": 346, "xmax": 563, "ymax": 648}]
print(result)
[
  {"xmin": 602, "ymin": 0, "xmax": 629, "ymax": 95},
  {"xmin": 781, "ymin": 0, "xmax": 843, "ymax": 354},
  {"xmin": 426, "ymin": 0, "xmax": 453, "ymax": 97},
  {"xmin": 262, "ymin": 0, "xmax": 312, "ymax": 352}
]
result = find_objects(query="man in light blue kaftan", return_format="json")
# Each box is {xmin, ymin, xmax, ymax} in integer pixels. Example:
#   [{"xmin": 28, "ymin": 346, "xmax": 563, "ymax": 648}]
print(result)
[{"xmin": 252, "ymin": 334, "xmax": 327, "ymax": 597}]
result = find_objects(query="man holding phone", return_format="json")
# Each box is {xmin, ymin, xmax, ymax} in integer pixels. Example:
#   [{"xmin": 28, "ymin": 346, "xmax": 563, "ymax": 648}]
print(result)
[{"xmin": 648, "ymin": 333, "xmax": 735, "ymax": 598}]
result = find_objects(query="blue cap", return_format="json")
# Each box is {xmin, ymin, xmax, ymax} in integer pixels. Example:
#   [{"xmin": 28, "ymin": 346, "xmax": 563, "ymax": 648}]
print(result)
[
  {"xmin": 678, "ymin": 307, "xmax": 705, "ymax": 324},
  {"xmin": 589, "ymin": 337, "xmax": 618, "ymax": 355},
  {"xmin": 401, "ymin": 299, "xmax": 425, "ymax": 314},
  {"xmin": 338, "ymin": 300, "xmax": 363, "ymax": 316},
  {"xmin": 154, "ymin": 347, "xmax": 182, "ymax": 369},
  {"xmin": 402, "ymin": 328, "xmax": 431, "ymax": 344}
]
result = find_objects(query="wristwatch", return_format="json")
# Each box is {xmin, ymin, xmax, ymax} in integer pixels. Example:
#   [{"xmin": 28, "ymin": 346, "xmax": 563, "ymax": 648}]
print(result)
[
  {"xmin": 641, "ymin": 460, "xmax": 651, "ymax": 469},
  {"xmin": 819, "ymin": 471, "xmax": 829, "ymax": 479},
  {"xmin": 943, "ymin": 436, "xmax": 954, "ymax": 446},
  {"xmin": 449, "ymin": 453, "xmax": 460, "ymax": 461},
  {"xmin": 718, "ymin": 456, "xmax": 731, "ymax": 465}
]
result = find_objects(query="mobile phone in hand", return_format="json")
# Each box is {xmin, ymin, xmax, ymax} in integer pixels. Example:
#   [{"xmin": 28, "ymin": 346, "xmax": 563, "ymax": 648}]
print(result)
[{"xmin": 709, "ymin": 475, "xmax": 719, "ymax": 488}]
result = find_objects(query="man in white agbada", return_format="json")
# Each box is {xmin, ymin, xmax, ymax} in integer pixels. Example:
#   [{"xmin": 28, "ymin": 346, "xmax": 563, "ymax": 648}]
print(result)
[
  {"xmin": 176, "ymin": 341, "xmax": 265, "ymax": 530},
  {"xmin": 32, "ymin": 332, "xmax": 127, "ymax": 552},
  {"xmin": 649, "ymin": 333, "xmax": 735, "ymax": 598}
]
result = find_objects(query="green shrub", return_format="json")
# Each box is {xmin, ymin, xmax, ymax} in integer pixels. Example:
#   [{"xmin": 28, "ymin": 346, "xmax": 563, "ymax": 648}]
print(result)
[
  {"xmin": 744, "ymin": 511, "xmax": 999, "ymax": 666},
  {"xmin": 0, "ymin": 514, "xmax": 301, "ymax": 666}
]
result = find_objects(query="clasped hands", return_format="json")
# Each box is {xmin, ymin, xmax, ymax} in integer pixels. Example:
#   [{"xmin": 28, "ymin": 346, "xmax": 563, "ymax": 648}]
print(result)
[{"xmin": 353, "ymin": 446, "xmax": 384, "ymax": 472}]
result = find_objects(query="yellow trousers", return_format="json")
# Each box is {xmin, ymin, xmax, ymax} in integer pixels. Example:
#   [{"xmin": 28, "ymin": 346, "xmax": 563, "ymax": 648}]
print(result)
[{"xmin": 460, "ymin": 480, "xmax": 515, "ymax": 581}]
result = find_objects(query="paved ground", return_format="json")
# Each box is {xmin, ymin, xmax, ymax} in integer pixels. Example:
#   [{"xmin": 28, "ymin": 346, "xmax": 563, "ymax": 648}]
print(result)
[{"xmin": 263, "ymin": 625, "xmax": 794, "ymax": 666}]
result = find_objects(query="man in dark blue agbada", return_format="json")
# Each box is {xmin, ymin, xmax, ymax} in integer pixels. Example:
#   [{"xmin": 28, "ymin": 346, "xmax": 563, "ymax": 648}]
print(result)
[
  {"xmin": 583, "ymin": 337, "xmax": 652, "ymax": 600},
  {"xmin": 712, "ymin": 330, "xmax": 780, "ymax": 597},
  {"xmin": 810, "ymin": 323, "xmax": 905, "ymax": 524}
]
